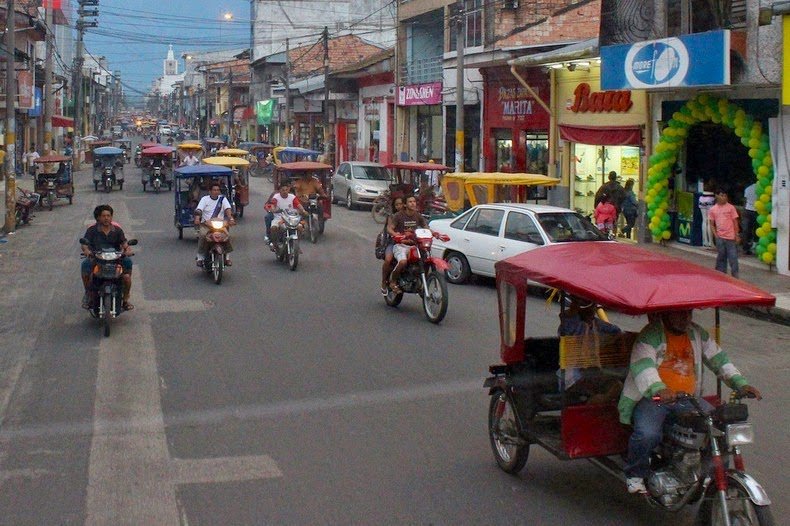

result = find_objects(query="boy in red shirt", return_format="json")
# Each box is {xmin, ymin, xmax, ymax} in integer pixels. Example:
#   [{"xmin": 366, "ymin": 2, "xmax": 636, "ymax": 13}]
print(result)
[{"xmin": 708, "ymin": 189, "xmax": 740, "ymax": 278}]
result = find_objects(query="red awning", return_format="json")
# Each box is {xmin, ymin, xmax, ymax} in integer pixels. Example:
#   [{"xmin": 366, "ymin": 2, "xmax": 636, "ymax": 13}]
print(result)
[
  {"xmin": 558, "ymin": 124, "xmax": 641, "ymax": 146},
  {"xmin": 495, "ymin": 243, "xmax": 775, "ymax": 315},
  {"xmin": 52, "ymin": 115, "xmax": 74, "ymax": 128}
]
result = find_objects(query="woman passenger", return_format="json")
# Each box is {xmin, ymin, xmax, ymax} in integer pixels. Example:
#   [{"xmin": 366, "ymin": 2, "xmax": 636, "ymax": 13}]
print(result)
[{"xmin": 381, "ymin": 196, "xmax": 405, "ymax": 294}]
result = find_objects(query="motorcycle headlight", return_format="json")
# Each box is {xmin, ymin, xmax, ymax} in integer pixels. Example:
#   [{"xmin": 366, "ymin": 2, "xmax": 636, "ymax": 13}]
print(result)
[
  {"xmin": 726, "ymin": 423, "xmax": 754, "ymax": 446},
  {"xmin": 209, "ymin": 219, "xmax": 225, "ymax": 230},
  {"xmin": 96, "ymin": 251, "xmax": 122, "ymax": 261}
]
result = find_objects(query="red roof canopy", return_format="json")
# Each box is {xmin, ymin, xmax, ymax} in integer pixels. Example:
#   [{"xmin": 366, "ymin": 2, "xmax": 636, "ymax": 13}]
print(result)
[
  {"xmin": 34, "ymin": 154, "xmax": 71, "ymax": 163},
  {"xmin": 277, "ymin": 162, "xmax": 333, "ymax": 171},
  {"xmin": 386, "ymin": 161, "xmax": 451, "ymax": 172},
  {"xmin": 139, "ymin": 142, "xmax": 158, "ymax": 148},
  {"xmin": 496, "ymin": 243, "xmax": 776, "ymax": 315},
  {"xmin": 142, "ymin": 146, "xmax": 175, "ymax": 155}
]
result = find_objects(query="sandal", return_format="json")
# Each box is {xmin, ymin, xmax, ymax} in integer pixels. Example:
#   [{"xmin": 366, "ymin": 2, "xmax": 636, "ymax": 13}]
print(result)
[
  {"xmin": 122, "ymin": 302, "xmax": 134, "ymax": 311},
  {"xmin": 389, "ymin": 281, "xmax": 402, "ymax": 294}
]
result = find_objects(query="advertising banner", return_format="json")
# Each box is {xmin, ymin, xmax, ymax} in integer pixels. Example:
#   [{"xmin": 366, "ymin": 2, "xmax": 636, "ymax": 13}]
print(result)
[
  {"xmin": 29, "ymin": 87, "xmax": 43, "ymax": 117},
  {"xmin": 397, "ymin": 82, "xmax": 442, "ymax": 106},
  {"xmin": 256, "ymin": 99, "xmax": 273, "ymax": 125},
  {"xmin": 601, "ymin": 30, "xmax": 730, "ymax": 90},
  {"xmin": 18, "ymin": 71, "xmax": 34, "ymax": 109}
]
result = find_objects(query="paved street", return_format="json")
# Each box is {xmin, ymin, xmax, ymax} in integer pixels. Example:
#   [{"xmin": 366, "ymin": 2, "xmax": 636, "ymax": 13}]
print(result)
[{"xmin": 0, "ymin": 161, "xmax": 787, "ymax": 525}]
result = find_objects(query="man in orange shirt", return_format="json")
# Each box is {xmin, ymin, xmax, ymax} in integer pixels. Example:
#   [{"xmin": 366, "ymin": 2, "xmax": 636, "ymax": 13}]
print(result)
[{"xmin": 708, "ymin": 188, "xmax": 740, "ymax": 278}]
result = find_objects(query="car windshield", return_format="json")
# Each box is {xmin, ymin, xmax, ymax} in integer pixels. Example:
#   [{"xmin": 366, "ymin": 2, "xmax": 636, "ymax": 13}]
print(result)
[
  {"xmin": 536, "ymin": 212, "xmax": 608, "ymax": 242},
  {"xmin": 352, "ymin": 165, "xmax": 391, "ymax": 181}
]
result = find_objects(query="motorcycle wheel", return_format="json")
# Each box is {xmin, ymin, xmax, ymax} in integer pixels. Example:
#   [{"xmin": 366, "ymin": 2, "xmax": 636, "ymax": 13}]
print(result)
[
  {"xmin": 488, "ymin": 390, "xmax": 529, "ymax": 474},
  {"xmin": 119, "ymin": 182, "xmax": 124, "ymax": 191},
  {"xmin": 105, "ymin": 180, "xmax": 112, "ymax": 193},
  {"xmin": 422, "ymin": 270, "xmax": 448, "ymax": 323},
  {"xmin": 237, "ymin": 205, "xmax": 244, "ymax": 218},
  {"xmin": 142, "ymin": 182, "xmax": 146, "ymax": 192},
  {"xmin": 384, "ymin": 287, "xmax": 403, "ymax": 307},
  {"xmin": 371, "ymin": 199, "xmax": 388, "ymax": 224},
  {"xmin": 47, "ymin": 192, "xmax": 55, "ymax": 211},
  {"xmin": 102, "ymin": 293, "xmax": 112, "ymax": 337},
  {"xmin": 309, "ymin": 215, "xmax": 318, "ymax": 244},
  {"xmin": 696, "ymin": 474, "xmax": 774, "ymax": 526},
  {"xmin": 154, "ymin": 183, "xmax": 160, "ymax": 194},
  {"xmin": 318, "ymin": 215, "xmax": 325, "ymax": 234},
  {"xmin": 288, "ymin": 238, "xmax": 299, "ymax": 271},
  {"xmin": 212, "ymin": 253, "xmax": 223, "ymax": 285}
]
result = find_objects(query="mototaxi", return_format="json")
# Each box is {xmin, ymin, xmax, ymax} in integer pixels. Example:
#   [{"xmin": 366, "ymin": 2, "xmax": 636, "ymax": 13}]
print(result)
[
  {"xmin": 85, "ymin": 139, "xmax": 111, "ymax": 164},
  {"xmin": 273, "ymin": 161, "xmax": 332, "ymax": 239},
  {"xmin": 173, "ymin": 165, "xmax": 234, "ymax": 240},
  {"xmin": 92, "ymin": 146, "xmax": 125, "ymax": 192},
  {"xmin": 202, "ymin": 137, "xmax": 226, "ymax": 157},
  {"xmin": 141, "ymin": 145, "xmax": 175, "ymax": 192},
  {"xmin": 372, "ymin": 161, "xmax": 451, "ymax": 224},
  {"xmin": 239, "ymin": 142, "xmax": 275, "ymax": 178},
  {"xmin": 112, "ymin": 138, "xmax": 132, "ymax": 163},
  {"xmin": 272, "ymin": 146, "xmax": 321, "ymax": 165},
  {"xmin": 203, "ymin": 155, "xmax": 251, "ymax": 218},
  {"xmin": 485, "ymin": 242, "xmax": 776, "ymax": 523},
  {"xmin": 440, "ymin": 172, "xmax": 560, "ymax": 215},
  {"xmin": 33, "ymin": 154, "xmax": 74, "ymax": 209},
  {"xmin": 177, "ymin": 141, "xmax": 203, "ymax": 164}
]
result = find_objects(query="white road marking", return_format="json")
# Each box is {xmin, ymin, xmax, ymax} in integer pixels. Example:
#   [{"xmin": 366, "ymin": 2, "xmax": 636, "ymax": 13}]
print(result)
[{"xmin": 84, "ymin": 202, "xmax": 282, "ymax": 525}]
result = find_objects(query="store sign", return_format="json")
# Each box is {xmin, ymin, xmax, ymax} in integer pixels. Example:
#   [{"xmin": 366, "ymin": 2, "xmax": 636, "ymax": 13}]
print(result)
[
  {"xmin": 293, "ymin": 98, "xmax": 322, "ymax": 113},
  {"xmin": 17, "ymin": 71, "xmax": 34, "ymax": 109},
  {"xmin": 601, "ymin": 30, "xmax": 730, "ymax": 89},
  {"xmin": 28, "ymin": 88, "xmax": 43, "ymax": 117},
  {"xmin": 568, "ymin": 83, "xmax": 633, "ymax": 113},
  {"xmin": 497, "ymin": 86, "xmax": 536, "ymax": 117},
  {"xmin": 397, "ymin": 82, "xmax": 442, "ymax": 106}
]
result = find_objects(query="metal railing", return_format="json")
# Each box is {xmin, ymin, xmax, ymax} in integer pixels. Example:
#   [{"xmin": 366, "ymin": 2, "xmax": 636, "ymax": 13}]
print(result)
[{"xmin": 399, "ymin": 55, "xmax": 443, "ymax": 85}]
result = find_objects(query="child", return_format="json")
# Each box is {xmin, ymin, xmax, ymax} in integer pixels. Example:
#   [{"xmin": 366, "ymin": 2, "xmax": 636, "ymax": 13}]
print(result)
[{"xmin": 594, "ymin": 194, "xmax": 617, "ymax": 234}]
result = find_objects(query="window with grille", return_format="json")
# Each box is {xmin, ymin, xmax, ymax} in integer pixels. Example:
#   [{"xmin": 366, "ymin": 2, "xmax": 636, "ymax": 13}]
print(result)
[{"xmin": 449, "ymin": 0, "xmax": 483, "ymax": 50}]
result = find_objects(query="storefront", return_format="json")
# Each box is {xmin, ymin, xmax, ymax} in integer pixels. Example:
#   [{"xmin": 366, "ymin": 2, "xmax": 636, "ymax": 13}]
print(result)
[
  {"xmin": 292, "ymin": 98, "xmax": 325, "ymax": 152},
  {"xmin": 398, "ymin": 81, "xmax": 443, "ymax": 162},
  {"xmin": 555, "ymin": 66, "xmax": 647, "ymax": 223},
  {"xmin": 481, "ymin": 66, "xmax": 550, "ymax": 173}
]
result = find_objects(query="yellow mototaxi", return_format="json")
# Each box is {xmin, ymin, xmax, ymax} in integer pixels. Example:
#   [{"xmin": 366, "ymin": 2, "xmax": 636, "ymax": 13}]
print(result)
[
  {"xmin": 216, "ymin": 148, "xmax": 249, "ymax": 159},
  {"xmin": 203, "ymin": 156, "xmax": 251, "ymax": 218},
  {"xmin": 177, "ymin": 141, "xmax": 204, "ymax": 163},
  {"xmin": 440, "ymin": 172, "xmax": 561, "ymax": 213}
]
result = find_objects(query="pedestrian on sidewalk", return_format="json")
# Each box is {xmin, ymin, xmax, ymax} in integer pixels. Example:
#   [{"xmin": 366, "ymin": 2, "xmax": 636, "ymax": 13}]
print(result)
[
  {"xmin": 708, "ymin": 188, "xmax": 740, "ymax": 278},
  {"xmin": 621, "ymin": 179, "xmax": 638, "ymax": 239},
  {"xmin": 24, "ymin": 144, "xmax": 40, "ymax": 178},
  {"xmin": 741, "ymin": 182, "xmax": 757, "ymax": 255}
]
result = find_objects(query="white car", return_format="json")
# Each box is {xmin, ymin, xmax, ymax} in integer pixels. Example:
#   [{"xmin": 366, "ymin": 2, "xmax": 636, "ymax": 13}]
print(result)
[
  {"xmin": 158, "ymin": 125, "xmax": 172, "ymax": 136},
  {"xmin": 429, "ymin": 203, "xmax": 609, "ymax": 284}
]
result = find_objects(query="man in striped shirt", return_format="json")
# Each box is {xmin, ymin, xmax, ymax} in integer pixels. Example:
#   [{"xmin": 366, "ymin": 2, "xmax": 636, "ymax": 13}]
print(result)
[{"xmin": 618, "ymin": 310, "xmax": 762, "ymax": 494}]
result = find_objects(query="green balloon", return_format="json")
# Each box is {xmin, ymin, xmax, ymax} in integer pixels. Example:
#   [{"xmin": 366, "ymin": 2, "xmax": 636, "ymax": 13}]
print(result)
[
  {"xmin": 756, "ymin": 245, "xmax": 766, "ymax": 256},
  {"xmin": 759, "ymin": 237, "xmax": 769, "ymax": 247},
  {"xmin": 765, "ymin": 202, "xmax": 772, "ymax": 213},
  {"xmin": 757, "ymin": 214, "xmax": 766, "ymax": 225}
]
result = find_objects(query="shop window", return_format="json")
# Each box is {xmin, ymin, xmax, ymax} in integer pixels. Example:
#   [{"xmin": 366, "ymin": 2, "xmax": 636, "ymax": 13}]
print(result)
[
  {"xmin": 666, "ymin": 0, "xmax": 745, "ymax": 33},
  {"xmin": 493, "ymin": 129, "xmax": 512, "ymax": 171},
  {"xmin": 465, "ymin": 208, "xmax": 504, "ymax": 236},
  {"xmin": 570, "ymin": 144, "xmax": 641, "ymax": 218},
  {"xmin": 417, "ymin": 105, "xmax": 443, "ymax": 162},
  {"xmin": 525, "ymin": 133, "xmax": 548, "ymax": 174}
]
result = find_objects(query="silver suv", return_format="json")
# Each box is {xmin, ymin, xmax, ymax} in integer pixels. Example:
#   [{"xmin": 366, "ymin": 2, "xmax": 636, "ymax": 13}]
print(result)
[{"xmin": 331, "ymin": 162, "xmax": 392, "ymax": 210}]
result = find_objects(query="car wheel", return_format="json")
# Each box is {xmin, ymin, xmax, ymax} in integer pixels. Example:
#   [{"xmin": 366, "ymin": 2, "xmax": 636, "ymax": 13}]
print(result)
[
  {"xmin": 330, "ymin": 187, "xmax": 337, "ymax": 204},
  {"xmin": 445, "ymin": 252, "xmax": 471, "ymax": 284},
  {"xmin": 346, "ymin": 190, "xmax": 355, "ymax": 210}
]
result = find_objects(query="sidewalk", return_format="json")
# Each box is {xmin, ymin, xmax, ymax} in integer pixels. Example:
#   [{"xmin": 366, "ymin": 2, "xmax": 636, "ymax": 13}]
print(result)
[{"xmin": 637, "ymin": 241, "xmax": 790, "ymax": 326}]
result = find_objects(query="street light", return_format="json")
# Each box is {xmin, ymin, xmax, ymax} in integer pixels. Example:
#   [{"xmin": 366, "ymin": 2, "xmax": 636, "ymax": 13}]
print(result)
[{"xmin": 223, "ymin": 12, "xmax": 233, "ymax": 21}]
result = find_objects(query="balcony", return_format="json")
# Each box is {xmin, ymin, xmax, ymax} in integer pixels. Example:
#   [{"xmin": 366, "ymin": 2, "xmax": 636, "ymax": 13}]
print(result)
[{"xmin": 400, "ymin": 55, "xmax": 443, "ymax": 85}]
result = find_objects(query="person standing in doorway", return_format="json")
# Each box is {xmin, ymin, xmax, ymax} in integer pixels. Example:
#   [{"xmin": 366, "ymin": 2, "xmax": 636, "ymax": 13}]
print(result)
[
  {"xmin": 620, "ymin": 179, "xmax": 638, "ymax": 239},
  {"xmin": 741, "ymin": 182, "xmax": 757, "ymax": 255},
  {"xmin": 708, "ymin": 188, "xmax": 740, "ymax": 278}
]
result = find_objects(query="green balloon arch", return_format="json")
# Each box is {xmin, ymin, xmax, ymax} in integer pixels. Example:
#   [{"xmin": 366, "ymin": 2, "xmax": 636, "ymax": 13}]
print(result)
[{"xmin": 646, "ymin": 94, "xmax": 777, "ymax": 265}]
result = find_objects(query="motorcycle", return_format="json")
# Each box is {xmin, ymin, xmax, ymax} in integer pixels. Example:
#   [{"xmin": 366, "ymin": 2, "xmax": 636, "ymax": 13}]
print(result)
[
  {"xmin": 151, "ymin": 166, "xmax": 163, "ymax": 193},
  {"xmin": 304, "ymin": 193, "xmax": 324, "ymax": 244},
  {"xmin": 134, "ymin": 146, "xmax": 142, "ymax": 167},
  {"xmin": 269, "ymin": 209, "xmax": 302, "ymax": 271},
  {"xmin": 384, "ymin": 228, "xmax": 450, "ymax": 324},
  {"xmin": 15, "ymin": 188, "xmax": 39, "ymax": 227},
  {"xmin": 81, "ymin": 238, "xmax": 138, "ymax": 337},
  {"xmin": 198, "ymin": 218, "xmax": 231, "ymax": 285}
]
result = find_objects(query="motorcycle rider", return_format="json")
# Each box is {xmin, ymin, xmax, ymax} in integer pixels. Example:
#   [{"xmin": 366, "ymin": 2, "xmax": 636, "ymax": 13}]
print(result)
[
  {"xmin": 267, "ymin": 181, "xmax": 307, "ymax": 248},
  {"xmin": 80, "ymin": 205, "xmax": 134, "ymax": 310},
  {"xmin": 292, "ymin": 170, "xmax": 328, "ymax": 202},
  {"xmin": 194, "ymin": 181, "xmax": 235, "ymax": 266},
  {"xmin": 619, "ymin": 309, "xmax": 762, "ymax": 494},
  {"xmin": 387, "ymin": 195, "xmax": 428, "ymax": 293},
  {"xmin": 181, "ymin": 150, "xmax": 200, "ymax": 167},
  {"xmin": 380, "ymin": 195, "xmax": 404, "ymax": 294}
]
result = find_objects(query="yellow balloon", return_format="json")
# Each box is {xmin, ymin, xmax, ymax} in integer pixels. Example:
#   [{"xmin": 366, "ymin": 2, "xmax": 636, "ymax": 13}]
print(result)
[
  {"xmin": 748, "ymin": 138, "xmax": 761, "ymax": 149},
  {"xmin": 662, "ymin": 230, "xmax": 671, "ymax": 240},
  {"xmin": 766, "ymin": 214, "xmax": 772, "ymax": 224},
  {"xmin": 763, "ymin": 156, "xmax": 773, "ymax": 167},
  {"xmin": 748, "ymin": 148, "xmax": 759, "ymax": 159},
  {"xmin": 768, "ymin": 243, "xmax": 777, "ymax": 254},
  {"xmin": 755, "ymin": 200, "xmax": 765, "ymax": 213},
  {"xmin": 762, "ymin": 252, "xmax": 774, "ymax": 264},
  {"xmin": 756, "ymin": 227, "xmax": 765, "ymax": 237},
  {"xmin": 758, "ymin": 166, "xmax": 769, "ymax": 176},
  {"xmin": 760, "ymin": 193, "xmax": 770, "ymax": 203}
]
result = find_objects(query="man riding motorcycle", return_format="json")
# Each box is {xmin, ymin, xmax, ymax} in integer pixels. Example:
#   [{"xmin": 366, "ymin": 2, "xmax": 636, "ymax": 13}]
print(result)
[
  {"xmin": 80, "ymin": 205, "xmax": 134, "ymax": 310},
  {"xmin": 619, "ymin": 309, "xmax": 762, "ymax": 494},
  {"xmin": 267, "ymin": 181, "xmax": 307, "ymax": 248},
  {"xmin": 194, "ymin": 182, "xmax": 235, "ymax": 266},
  {"xmin": 387, "ymin": 195, "xmax": 428, "ymax": 293},
  {"xmin": 292, "ymin": 170, "xmax": 328, "ymax": 202}
]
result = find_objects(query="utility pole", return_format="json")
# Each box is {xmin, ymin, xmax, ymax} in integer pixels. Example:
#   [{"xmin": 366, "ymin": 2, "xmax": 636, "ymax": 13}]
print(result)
[
  {"xmin": 5, "ymin": 0, "xmax": 17, "ymax": 232},
  {"xmin": 42, "ymin": 2, "xmax": 53, "ymax": 154},
  {"xmin": 226, "ymin": 66, "xmax": 233, "ymax": 145},
  {"xmin": 284, "ymin": 38, "xmax": 291, "ymax": 146},
  {"xmin": 454, "ymin": 0, "xmax": 465, "ymax": 172},
  {"xmin": 322, "ymin": 26, "xmax": 331, "ymax": 164},
  {"xmin": 74, "ymin": 0, "xmax": 98, "ymax": 166}
]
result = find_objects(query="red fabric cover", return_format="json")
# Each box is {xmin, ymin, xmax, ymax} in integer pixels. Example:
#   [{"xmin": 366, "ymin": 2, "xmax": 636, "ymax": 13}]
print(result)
[
  {"xmin": 385, "ymin": 162, "xmax": 451, "ymax": 172},
  {"xmin": 277, "ymin": 162, "xmax": 332, "ymax": 171},
  {"xmin": 142, "ymin": 146, "xmax": 176, "ymax": 155},
  {"xmin": 51, "ymin": 115, "xmax": 73, "ymax": 128},
  {"xmin": 496, "ymin": 243, "xmax": 775, "ymax": 315},
  {"xmin": 34, "ymin": 154, "xmax": 71, "ymax": 163},
  {"xmin": 558, "ymin": 124, "xmax": 642, "ymax": 146}
]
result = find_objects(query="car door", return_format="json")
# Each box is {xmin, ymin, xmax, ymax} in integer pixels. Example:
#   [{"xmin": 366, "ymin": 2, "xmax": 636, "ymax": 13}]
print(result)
[
  {"xmin": 333, "ymin": 163, "xmax": 349, "ymax": 197},
  {"xmin": 458, "ymin": 207, "xmax": 505, "ymax": 276},
  {"xmin": 500, "ymin": 210, "xmax": 545, "ymax": 260}
]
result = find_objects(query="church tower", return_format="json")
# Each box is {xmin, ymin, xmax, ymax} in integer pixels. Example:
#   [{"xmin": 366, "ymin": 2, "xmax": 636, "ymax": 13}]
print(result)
[{"xmin": 164, "ymin": 44, "xmax": 178, "ymax": 76}]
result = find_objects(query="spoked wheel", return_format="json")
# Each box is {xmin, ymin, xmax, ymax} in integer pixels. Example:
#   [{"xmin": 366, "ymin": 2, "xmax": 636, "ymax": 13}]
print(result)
[
  {"xmin": 212, "ymin": 253, "xmax": 223, "ymax": 285},
  {"xmin": 309, "ymin": 215, "xmax": 318, "ymax": 243},
  {"xmin": 102, "ymin": 293, "xmax": 112, "ymax": 337},
  {"xmin": 445, "ymin": 252, "xmax": 471, "ymax": 284},
  {"xmin": 371, "ymin": 199, "xmax": 388, "ymax": 224},
  {"xmin": 288, "ymin": 238, "xmax": 299, "ymax": 271},
  {"xmin": 488, "ymin": 390, "xmax": 529, "ymax": 474},
  {"xmin": 105, "ymin": 180, "xmax": 112, "ymax": 193},
  {"xmin": 421, "ymin": 270, "xmax": 448, "ymax": 323},
  {"xmin": 154, "ymin": 182, "xmax": 160, "ymax": 194},
  {"xmin": 384, "ymin": 287, "xmax": 403, "ymax": 307},
  {"xmin": 318, "ymin": 215, "xmax": 325, "ymax": 234},
  {"xmin": 697, "ymin": 474, "xmax": 775, "ymax": 526},
  {"xmin": 47, "ymin": 192, "xmax": 55, "ymax": 211}
]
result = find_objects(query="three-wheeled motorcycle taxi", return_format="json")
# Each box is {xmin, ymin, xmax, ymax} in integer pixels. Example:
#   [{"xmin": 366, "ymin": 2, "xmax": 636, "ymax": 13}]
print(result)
[
  {"xmin": 371, "ymin": 161, "xmax": 451, "ymax": 224},
  {"xmin": 177, "ymin": 141, "xmax": 203, "ymax": 164},
  {"xmin": 486, "ymin": 242, "xmax": 776, "ymax": 525},
  {"xmin": 203, "ymin": 155, "xmax": 250, "ymax": 218},
  {"xmin": 273, "ymin": 161, "xmax": 332, "ymax": 242},
  {"xmin": 141, "ymin": 145, "xmax": 175, "ymax": 192},
  {"xmin": 272, "ymin": 146, "xmax": 321, "ymax": 165},
  {"xmin": 173, "ymin": 164, "xmax": 234, "ymax": 240},
  {"xmin": 203, "ymin": 137, "xmax": 226, "ymax": 157},
  {"xmin": 241, "ymin": 142, "xmax": 275, "ymax": 179},
  {"xmin": 113, "ymin": 138, "xmax": 132, "ymax": 163},
  {"xmin": 33, "ymin": 154, "xmax": 74, "ymax": 210},
  {"xmin": 92, "ymin": 146, "xmax": 126, "ymax": 192}
]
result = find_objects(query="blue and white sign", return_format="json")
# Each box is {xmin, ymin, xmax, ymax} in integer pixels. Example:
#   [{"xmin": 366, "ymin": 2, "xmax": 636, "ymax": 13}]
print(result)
[
  {"xmin": 28, "ymin": 87, "xmax": 43, "ymax": 117},
  {"xmin": 601, "ymin": 30, "xmax": 730, "ymax": 90}
]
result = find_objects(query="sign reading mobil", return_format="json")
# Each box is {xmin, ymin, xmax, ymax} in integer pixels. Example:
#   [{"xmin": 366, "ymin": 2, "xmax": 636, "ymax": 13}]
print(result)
[
  {"xmin": 398, "ymin": 82, "xmax": 442, "ymax": 106},
  {"xmin": 601, "ymin": 30, "xmax": 730, "ymax": 90}
]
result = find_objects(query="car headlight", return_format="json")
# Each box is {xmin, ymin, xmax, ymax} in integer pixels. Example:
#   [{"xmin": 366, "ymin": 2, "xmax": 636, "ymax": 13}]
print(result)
[
  {"xmin": 726, "ymin": 423, "xmax": 754, "ymax": 446},
  {"xmin": 354, "ymin": 184, "xmax": 364, "ymax": 193}
]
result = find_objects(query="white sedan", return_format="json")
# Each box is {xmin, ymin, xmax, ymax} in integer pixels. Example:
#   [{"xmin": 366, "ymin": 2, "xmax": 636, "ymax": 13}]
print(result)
[{"xmin": 429, "ymin": 203, "xmax": 609, "ymax": 284}]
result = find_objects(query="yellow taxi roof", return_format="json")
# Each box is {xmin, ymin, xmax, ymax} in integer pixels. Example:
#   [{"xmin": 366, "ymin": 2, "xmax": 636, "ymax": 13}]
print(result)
[
  {"xmin": 216, "ymin": 148, "xmax": 249, "ymax": 156},
  {"xmin": 203, "ymin": 156, "xmax": 250, "ymax": 167}
]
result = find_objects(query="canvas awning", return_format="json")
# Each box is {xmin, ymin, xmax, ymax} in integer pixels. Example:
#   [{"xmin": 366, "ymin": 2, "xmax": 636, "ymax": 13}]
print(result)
[{"xmin": 52, "ymin": 115, "xmax": 74, "ymax": 128}]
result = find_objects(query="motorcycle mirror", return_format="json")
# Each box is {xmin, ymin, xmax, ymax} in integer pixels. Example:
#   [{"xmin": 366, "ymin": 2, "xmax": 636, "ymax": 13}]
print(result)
[{"xmin": 127, "ymin": 239, "xmax": 139, "ymax": 246}]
